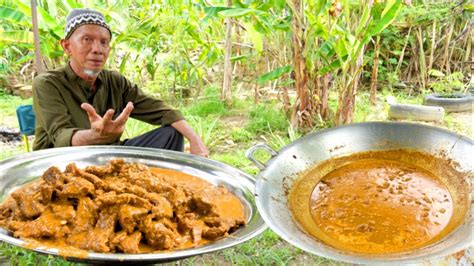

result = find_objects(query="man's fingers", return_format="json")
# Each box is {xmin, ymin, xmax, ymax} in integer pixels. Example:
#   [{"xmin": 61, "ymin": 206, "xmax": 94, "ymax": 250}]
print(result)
[
  {"xmin": 114, "ymin": 102, "xmax": 134, "ymax": 124},
  {"xmin": 81, "ymin": 103, "xmax": 101, "ymax": 121},
  {"xmin": 102, "ymin": 109, "xmax": 115, "ymax": 122}
]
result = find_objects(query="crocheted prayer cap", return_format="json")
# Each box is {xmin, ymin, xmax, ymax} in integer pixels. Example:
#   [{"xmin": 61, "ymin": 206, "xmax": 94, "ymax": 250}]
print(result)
[{"xmin": 65, "ymin": 8, "xmax": 112, "ymax": 39}]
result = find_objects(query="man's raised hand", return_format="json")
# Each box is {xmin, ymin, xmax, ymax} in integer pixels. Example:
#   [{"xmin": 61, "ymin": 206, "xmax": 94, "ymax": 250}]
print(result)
[{"xmin": 80, "ymin": 102, "xmax": 134, "ymax": 142}]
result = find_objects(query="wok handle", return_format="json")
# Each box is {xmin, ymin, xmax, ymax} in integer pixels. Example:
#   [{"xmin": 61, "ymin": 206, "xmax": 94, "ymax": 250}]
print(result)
[{"xmin": 245, "ymin": 143, "xmax": 278, "ymax": 170}]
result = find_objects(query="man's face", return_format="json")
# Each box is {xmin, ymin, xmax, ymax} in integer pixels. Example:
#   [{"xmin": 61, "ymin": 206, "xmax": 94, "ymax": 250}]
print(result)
[{"xmin": 61, "ymin": 24, "xmax": 111, "ymax": 78}]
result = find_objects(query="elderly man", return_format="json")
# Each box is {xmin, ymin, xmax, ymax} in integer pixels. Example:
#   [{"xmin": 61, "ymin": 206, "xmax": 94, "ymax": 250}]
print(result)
[{"xmin": 32, "ymin": 8, "xmax": 209, "ymax": 156}]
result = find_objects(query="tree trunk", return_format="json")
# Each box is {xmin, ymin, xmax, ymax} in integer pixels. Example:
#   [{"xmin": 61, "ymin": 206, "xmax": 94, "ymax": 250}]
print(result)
[
  {"xmin": 31, "ymin": 0, "xmax": 45, "ymax": 74},
  {"xmin": 369, "ymin": 35, "xmax": 380, "ymax": 105},
  {"xmin": 290, "ymin": 0, "xmax": 312, "ymax": 130},
  {"xmin": 221, "ymin": 0, "xmax": 233, "ymax": 104},
  {"xmin": 233, "ymin": 23, "xmax": 242, "ymax": 79},
  {"xmin": 254, "ymin": 54, "xmax": 260, "ymax": 104},
  {"xmin": 320, "ymin": 73, "xmax": 330, "ymax": 119},
  {"xmin": 416, "ymin": 27, "xmax": 427, "ymax": 89},
  {"xmin": 442, "ymin": 23, "xmax": 454, "ymax": 74},
  {"xmin": 335, "ymin": 46, "xmax": 365, "ymax": 125}
]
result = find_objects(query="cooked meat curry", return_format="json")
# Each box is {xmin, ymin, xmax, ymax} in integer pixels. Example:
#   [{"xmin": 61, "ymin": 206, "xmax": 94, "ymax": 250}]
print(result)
[
  {"xmin": 289, "ymin": 150, "xmax": 469, "ymax": 254},
  {"xmin": 0, "ymin": 159, "xmax": 246, "ymax": 255}
]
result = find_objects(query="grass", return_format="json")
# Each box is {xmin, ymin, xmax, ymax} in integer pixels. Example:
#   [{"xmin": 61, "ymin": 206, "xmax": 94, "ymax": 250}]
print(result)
[
  {"xmin": 0, "ymin": 86, "xmax": 472, "ymax": 265},
  {"xmin": 0, "ymin": 90, "xmax": 32, "ymax": 129}
]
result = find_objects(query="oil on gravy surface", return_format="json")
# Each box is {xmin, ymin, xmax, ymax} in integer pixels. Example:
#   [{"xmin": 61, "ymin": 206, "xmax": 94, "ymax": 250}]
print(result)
[{"xmin": 289, "ymin": 150, "xmax": 468, "ymax": 254}]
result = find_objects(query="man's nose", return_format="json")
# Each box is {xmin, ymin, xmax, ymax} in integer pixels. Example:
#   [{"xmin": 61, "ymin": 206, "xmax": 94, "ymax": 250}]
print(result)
[{"xmin": 91, "ymin": 40, "xmax": 105, "ymax": 54}]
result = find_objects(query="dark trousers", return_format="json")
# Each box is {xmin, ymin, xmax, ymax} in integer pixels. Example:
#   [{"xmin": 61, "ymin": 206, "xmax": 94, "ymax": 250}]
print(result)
[{"xmin": 122, "ymin": 126, "xmax": 184, "ymax": 152}]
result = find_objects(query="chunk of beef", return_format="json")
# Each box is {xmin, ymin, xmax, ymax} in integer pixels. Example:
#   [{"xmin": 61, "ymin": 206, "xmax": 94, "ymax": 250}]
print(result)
[
  {"xmin": 103, "ymin": 178, "xmax": 128, "ymax": 193},
  {"xmin": 191, "ymin": 225, "xmax": 203, "ymax": 243},
  {"xmin": 150, "ymin": 196, "xmax": 173, "ymax": 219},
  {"xmin": 66, "ymin": 231, "xmax": 89, "ymax": 249},
  {"xmin": 140, "ymin": 215, "xmax": 179, "ymax": 250},
  {"xmin": 191, "ymin": 192, "xmax": 218, "ymax": 216},
  {"xmin": 118, "ymin": 205, "xmax": 148, "ymax": 233},
  {"xmin": 66, "ymin": 163, "xmax": 105, "ymax": 188},
  {"xmin": 95, "ymin": 192, "xmax": 152, "ymax": 210},
  {"xmin": 128, "ymin": 175, "xmax": 174, "ymax": 194},
  {"xmin": 167, "ymin": 188, "xmax": 188, "ymax": 207},
  {"xmin": 203, "ymin": 216, "xmax": 246, "ymax": 228},
  {"xmin": 40, "ymin": 183, "xmax": 54, "ymax": 205},
  {"xmin": 0, "ymin": 197, "xmax": 17, "ymax": 221},
  {"xmin": 11, "ymin": 182, "xmax": 46, "ymax": 219},
  {"xmin": 121, "ymin": 231, "xmax": 142, "ymax": 253},
  {"xmin": 123, "ymin": 185, "xmax": 172, "ymax": 206},
  {"xmin": 177, "ymin": 213, "xmax": 206, "ymax": 244},
  {"xmin": 111, "ymin": 231, "xmax": 142, "ymax": 254},
  {"xmin": 14, "ymin": 208, "xmax": 70, "ymax": 239},
  {"xmin": 42, "ymin": 166, "xmax": 68, "ymax": 188},
  {"xmin": 57, "ymin": 177, "xmax": 95, "ymax": 198},
  {"xmin": 177, "ymin": 213, "xmax": 198, "ymax": 232},
  {"xmin": 85, "ymin": 207, "xmax": 117, "ymax": 252},
  {"xmin": 202, "ymin": 217, "xmax": 245, "ymax": 240},
  {"xmin": 85, "ymin": 158, "xmax": 125, "ymax": 177},
  {"xmin": 5, "ymin": 220, "xmax": 27, "ymax": 231},
  {"xmin": 72, "ymin": 197, "xmax": 98, "ymax": 233},
  {"xmin": 202, "ymin": 225, "xmax": 228, "ymax": 240},
  {"xmin": 51, "ymin": 201, "xmax": 76, "ymax": 222}
]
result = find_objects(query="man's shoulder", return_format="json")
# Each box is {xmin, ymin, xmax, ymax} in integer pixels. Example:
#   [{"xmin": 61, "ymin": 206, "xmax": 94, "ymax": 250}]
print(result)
[
  {"xmin": 101, "ymin": 69, "xmax": 127, "ymax": 81},
  {"xmin": 33, "ymin": 66, "xmax": 67, "ymax": 84}
]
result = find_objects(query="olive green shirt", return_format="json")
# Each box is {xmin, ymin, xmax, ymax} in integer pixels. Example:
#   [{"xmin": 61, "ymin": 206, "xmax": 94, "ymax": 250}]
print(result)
[{"xmin": 32, "ymin": 63, "xmax": 184, "ymax": 150}]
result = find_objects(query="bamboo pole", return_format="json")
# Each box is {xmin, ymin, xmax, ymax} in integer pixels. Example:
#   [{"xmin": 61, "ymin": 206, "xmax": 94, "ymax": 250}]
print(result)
[
  {"xmin": 417, "ymin": 27, "xmax": 427, "ymax": 89},
  {"xmin": 442, "ymin": 23, "xmax": 454, "ymax": 74},
  {"xmin": 370, "ymin": 35, "xmax": 380, "ymax": 105},
  {"xmin": 31, "ymin": 0, "xmax": 45, "ymax": 74},
  {"xmin": 221, "ymin": 0, "xmax": 233, "ymax": 104},
  {"xmin": 428, "ymin": 20, "xmax": 436, "ymax": 72},
  {"xmin": 396, "ymin": 26, "xmax": 412, "ymax": 74}
]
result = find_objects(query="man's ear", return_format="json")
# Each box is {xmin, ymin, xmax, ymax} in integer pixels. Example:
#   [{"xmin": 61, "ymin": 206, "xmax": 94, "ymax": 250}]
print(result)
[{"xmin": 60, "ymin": 39, "xmax": 71, "ymax": 56}]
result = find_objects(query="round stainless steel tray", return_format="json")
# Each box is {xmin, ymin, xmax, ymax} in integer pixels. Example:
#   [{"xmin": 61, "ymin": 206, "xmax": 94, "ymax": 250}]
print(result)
[{"xmin": 0, "ymin": 146, "xmax": 267, "ymax": 263}]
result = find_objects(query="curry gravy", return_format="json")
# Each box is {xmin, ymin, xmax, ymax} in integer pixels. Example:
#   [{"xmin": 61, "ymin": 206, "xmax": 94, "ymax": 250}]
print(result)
[{"xmin": 289, "ymin": 150, "xmax": 469, "ymax": 254}]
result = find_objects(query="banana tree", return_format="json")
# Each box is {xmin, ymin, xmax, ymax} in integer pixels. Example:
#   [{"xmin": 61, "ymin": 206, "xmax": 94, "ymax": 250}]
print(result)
[
  {"xmin": 0, "ymin": 0, "xmax": 76, "ymax": 74},
  {"xmin": 204, "ymin": 0, "xmax": 290, "ymax": 103},
  {"xmin": 317, "ymin": 0, "xmax": 402, "ymax": 125}
]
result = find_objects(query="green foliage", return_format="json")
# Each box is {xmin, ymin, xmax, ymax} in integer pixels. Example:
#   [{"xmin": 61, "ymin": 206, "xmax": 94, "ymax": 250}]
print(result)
[
  {"xmin": 184, "ymin": 87, "xmax": 228, "ymax": 117},
  {"xmin": 428, "ymin": 71, "xmax": 465, "ymax": 94},
  {"xmin": 229, "ymin": 127, "xmax": 253, "ymax": 143},
  {"xmin": 353, "ymin": 92, "xmax": 387, "ymax": 122},
  {"xmin": 261, "ymin": 123, "xmax": 302, "ymax": 151},
  {"xmin": 186, "ymin": 115, "xmax": 224, "ymax": 150},
  {"xmin": 219, "ymin": 229, "xmax": 294, "ymax": 265},
  {"xmin": 246, "ymin": 103, "xmax": 287, "ymax": 134},
  {"xmin": 257, "ymin": 65, "xmax": 292, "ymax": 84},
  {"xmin": 122, "ymin": 118, "xmax": 155, "ymax": 140},
  {"xmin": 0, "ymin": 242, "xmax": 82, "ymax": 266}
]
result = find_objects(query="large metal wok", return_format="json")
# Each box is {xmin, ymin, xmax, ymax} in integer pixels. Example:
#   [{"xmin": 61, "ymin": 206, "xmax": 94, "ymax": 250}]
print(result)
[
  {"xmin": 0, "ymin": 146, "xmax": 267, "ymax": 263},
  {"xmin": 246, "ymin": 122, "xmax": 473, "ymax": 264}
]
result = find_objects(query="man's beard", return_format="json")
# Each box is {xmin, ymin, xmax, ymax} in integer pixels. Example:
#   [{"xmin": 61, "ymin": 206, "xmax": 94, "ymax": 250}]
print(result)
[{"xmin": 84, "ymin": 69, "xmax": 101, "ymax": 77}]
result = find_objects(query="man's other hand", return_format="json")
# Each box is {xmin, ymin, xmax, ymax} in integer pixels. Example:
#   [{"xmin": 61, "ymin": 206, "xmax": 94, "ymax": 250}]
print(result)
[{"xmin": 189, "ymin": 137, "xmax": 209, "ymax": 157}]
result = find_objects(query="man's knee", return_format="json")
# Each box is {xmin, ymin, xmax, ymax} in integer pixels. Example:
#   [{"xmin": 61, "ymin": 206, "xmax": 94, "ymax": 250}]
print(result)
[{"xmin": 159, "ymin": 126, "xmax": 183, "ymax": 140}]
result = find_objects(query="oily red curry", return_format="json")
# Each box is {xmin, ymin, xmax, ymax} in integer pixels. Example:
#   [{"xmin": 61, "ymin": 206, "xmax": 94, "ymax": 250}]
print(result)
[
  {"xmin": 0, "ymin": 159, "xmax": 245, "ymax": 255},
  {"xmin": 289, "ymin": 150, "xmax": 469, "ymax": 254}
]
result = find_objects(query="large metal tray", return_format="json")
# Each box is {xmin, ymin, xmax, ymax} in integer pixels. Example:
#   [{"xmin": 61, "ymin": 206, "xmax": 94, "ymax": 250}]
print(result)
[{"xmin": 0, "ymin": 146, "xmax": 267, "ymax": 263}]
